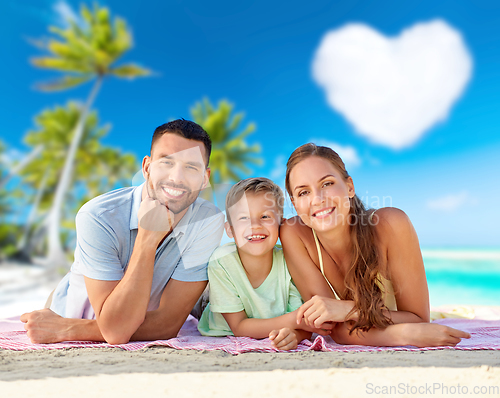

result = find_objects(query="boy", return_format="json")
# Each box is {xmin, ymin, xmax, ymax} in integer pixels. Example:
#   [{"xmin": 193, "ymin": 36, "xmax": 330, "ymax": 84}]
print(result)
[{"xmin": 198, "ymin": 177, "xmax": 328, "ymax": 350}]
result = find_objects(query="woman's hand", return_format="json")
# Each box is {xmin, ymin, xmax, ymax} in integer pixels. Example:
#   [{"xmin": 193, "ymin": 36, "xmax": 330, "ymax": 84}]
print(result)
[
  {"xmin": 296, "ymin": 295, "xmax": 355, "ymax": 328},
  {"xmin": 269, "ymin": 328, "xmax": 300, "ymax": 351},
  {"xmin": 402, "ymin": 323, "xmax": 471, "ymax": 347}
]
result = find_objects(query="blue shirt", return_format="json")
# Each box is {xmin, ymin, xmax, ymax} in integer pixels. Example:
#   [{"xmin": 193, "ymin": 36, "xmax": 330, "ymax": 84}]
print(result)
[{"xmin": 50, "ymin": 183, "xmax": 225, "ymax": 319}]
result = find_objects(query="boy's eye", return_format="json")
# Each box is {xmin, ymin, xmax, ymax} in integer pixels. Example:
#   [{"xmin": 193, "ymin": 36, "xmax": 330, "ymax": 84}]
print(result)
[
  {"xmin": 239, "ymin": 216, "xmax": 248, "ymax": 220},
  {"xmin": 262, "ymin": 215, "xmax": 270, "ymax": 219}
]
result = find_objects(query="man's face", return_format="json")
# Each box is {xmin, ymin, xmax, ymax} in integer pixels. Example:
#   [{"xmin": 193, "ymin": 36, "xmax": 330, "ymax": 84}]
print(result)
[{"xmin": 142, "ymin": 133, "xmax": 210, "ymax": 214}]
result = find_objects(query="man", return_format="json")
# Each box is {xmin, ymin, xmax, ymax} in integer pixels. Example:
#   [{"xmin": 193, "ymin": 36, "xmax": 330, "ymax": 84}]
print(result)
[{"xmin": 21, "ymin": 120, "xmax": 225, "ymax": 344}]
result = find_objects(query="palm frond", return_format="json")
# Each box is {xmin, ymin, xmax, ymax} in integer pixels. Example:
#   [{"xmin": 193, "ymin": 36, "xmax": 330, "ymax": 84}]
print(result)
[
  {"xmin": 109, "ymin": 64, "xmax": 151, "ymax": 79},
  {"xmin": 33, "ymin": 75, "xmax": 93, "ymax": 92}
]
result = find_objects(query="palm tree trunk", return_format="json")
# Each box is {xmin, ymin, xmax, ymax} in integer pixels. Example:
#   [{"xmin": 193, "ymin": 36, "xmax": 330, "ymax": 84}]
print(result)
[
  {"xmin": 17, "ymin": 172, "xmax": 49, "ymax": 253},
  {"xmin": 0, "ymin": 145, "xmax": 43, "ymax": 190},
  {"xmin": 46, "ymin": 77, "xmax": 103, "ymax": 269}
]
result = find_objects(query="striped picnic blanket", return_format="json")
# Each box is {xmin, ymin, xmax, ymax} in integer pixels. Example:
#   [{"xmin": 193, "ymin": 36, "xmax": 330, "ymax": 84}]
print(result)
[{"xmin": 1, "ymin": 312, "xmax": 499, "ymax": 354}]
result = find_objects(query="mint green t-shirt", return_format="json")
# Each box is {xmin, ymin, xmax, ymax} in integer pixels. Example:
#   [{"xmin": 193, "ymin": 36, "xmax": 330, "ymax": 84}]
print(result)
[{"xmin": 197, "ymin": 243, "xmax": 303, "ymax": 336}]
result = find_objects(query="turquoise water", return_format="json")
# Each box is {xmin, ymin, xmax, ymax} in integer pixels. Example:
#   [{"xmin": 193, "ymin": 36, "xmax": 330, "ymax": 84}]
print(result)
[{"xmin": 422, "ymin": 248, "xmax": 500, "ymax": 307}]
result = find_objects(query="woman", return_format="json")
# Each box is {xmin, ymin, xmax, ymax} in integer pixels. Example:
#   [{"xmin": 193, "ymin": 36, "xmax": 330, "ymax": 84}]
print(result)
[{"xmin": 280, "ymin": 143, "xmax": 470, "ymax": 347}]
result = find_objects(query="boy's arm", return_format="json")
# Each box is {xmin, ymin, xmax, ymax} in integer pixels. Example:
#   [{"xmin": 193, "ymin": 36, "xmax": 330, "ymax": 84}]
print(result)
[
  {"xmin": 222, "ymin": 311, "xmax": 296, "ymax": 339},
  {"xmin": 269, "ymin": 327, "xmax": 312, "ymax": 350},
  {"xmin": 221, "ymin": 310, "xmax": 325, "ymax": 339}
]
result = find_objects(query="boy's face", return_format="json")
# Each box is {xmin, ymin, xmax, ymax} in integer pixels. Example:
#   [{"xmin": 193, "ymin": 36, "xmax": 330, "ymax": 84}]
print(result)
[{"xmin": 225, "ymin": 192, "xmax": 281, "ymax": 258}]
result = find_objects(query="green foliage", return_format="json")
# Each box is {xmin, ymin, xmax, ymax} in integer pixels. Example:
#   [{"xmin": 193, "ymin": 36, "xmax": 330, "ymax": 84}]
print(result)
[
  {"xmin": 191, "ymin": 98, "xmax": 261, "ymax": 184},
  {"xmin": 31, "ymin": 3, "xmax": 151, "ymax": 91},
  {"xmin": 0, "ymin": 222, "xmax": 23, "ymax": 260},
  {"xmin": 19, "ymin": 102, "xmax": 139, "ymax": 251},
  {"xmin": 0, "ymin": 140, "xmax": 11, "ymax": 222},
  {"xmin": 0, "ymin": 141, "xmax": 22, "ymax": 258},
  {"xmin": 0, "ymin": 139, "xmax": 6, "ymax": 179}
]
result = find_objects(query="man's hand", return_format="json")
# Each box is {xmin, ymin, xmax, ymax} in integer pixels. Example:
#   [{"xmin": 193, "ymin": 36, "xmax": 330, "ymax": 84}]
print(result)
[
  {"xmin": 138, "ymin": 195, "xmax": 175, "ymax": 245},
  {"xmin": 20, "ymin": 309, "xmax": 88, "ymax": 344}
]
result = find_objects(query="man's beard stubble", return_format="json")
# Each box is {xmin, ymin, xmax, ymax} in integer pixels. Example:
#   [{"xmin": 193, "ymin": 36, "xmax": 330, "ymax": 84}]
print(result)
[{"xmin": 146, "ymin": 174, "xmax": 201, "ymax": 215}]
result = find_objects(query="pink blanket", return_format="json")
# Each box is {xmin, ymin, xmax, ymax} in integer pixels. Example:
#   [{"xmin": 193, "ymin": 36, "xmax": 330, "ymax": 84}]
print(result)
[{"xmin": 1, "ymin": 315, "xmax": 499, "ymax": 354}]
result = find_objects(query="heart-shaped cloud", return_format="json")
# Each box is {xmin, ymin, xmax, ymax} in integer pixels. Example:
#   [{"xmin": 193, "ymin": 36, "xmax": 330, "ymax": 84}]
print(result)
[{"xmin": 312, "ymin": 20, "xmax": 472, "ymax": 149}]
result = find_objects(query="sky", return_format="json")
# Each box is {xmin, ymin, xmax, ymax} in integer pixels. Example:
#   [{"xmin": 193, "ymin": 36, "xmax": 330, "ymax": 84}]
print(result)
[{"xmin": 1, "ymin": 0, "xmax": 499, "ymax": 247}]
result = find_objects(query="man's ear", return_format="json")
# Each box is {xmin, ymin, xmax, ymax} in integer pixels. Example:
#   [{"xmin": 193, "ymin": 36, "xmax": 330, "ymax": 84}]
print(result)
[
  {"xmin": 202, "ymin": 167, "xmax": 211, "ymax": 190},
  {"xmin": 347, "ymin": 177, "xmax": 355, "ymax": 198},
  {"xmin": 142, "ymin": 155, "xmax": 151, "ymax": 180},
  {"xmin": 224, "ymin": 221, "xmax": 234, "ymax": 239}
]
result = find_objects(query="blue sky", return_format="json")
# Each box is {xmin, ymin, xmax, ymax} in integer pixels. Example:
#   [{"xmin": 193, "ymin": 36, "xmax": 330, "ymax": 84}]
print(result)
[{"xmin": 1, "ymin": 0, "xmax": 499, "ymax": 247}]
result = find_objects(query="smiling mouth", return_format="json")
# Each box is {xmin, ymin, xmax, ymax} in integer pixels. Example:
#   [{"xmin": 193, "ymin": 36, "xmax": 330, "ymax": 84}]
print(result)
[
  {"xmin": 245, "ymin": 234, "xmax": 268, "ymax": 242},
  {"xmin": 162, "ymin": 186, "xmax": 186, "ymax": 198},
  {"xmin": 313, "ymin": 207, "xmax": 335, "ymax": 218}
]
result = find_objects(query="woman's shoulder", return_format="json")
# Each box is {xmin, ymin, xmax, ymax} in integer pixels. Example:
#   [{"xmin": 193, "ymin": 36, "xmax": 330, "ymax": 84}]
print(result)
[
  {"xmin": 371, "ymin": 207, "xmax": 410, "ymax": 223},
  {"xmin": 280, "ymin": 216, "xmax": 313, "ymax": 241},
  {"xmin": 371, "ymin": 207, "xmax": 414, "ymax": 239}
]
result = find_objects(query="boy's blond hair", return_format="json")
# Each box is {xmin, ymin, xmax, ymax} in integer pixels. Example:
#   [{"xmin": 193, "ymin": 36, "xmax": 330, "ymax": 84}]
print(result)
[{"xmin": 225, "ymin": 177, "xmax": 284, "ymax": 226}]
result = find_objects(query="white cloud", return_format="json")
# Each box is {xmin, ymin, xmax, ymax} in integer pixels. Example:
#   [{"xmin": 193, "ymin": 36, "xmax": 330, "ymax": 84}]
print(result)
[
  {"xmin": 0, "ymin": 148, "xmax": 25, "ymax": 167},
  {"xmin": 427, "ymin": 191, "xmax": 476, "ymax": 212},
  {"xmin": 270, "ymin": 155, "xmax": 286, "ymax": 180},
  {"xmin": 53, "ymin": 0, "xmax": 80, "ymax": 27},
  {"xmin": 311, "ymin": 139, "xmax": 361, "ymax": 170},
  {"xmin": 312, "ymin": 20, "xmax": 473, "ymax": 149}
]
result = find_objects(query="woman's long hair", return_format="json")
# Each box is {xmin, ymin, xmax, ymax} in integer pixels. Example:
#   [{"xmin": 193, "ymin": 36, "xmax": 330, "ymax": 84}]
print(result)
[{"xmin": 285, "ymin": 143, "xmax": 393, "ymax": 333}]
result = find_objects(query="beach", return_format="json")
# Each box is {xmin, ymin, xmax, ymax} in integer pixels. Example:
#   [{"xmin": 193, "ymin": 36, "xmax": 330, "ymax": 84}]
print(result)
[
  {"xmin": 1, "ymin": 348, "xmax": 500, "ymax": 397},
  {"xmin": 2, "ymin": 258, "xmax": 500, "ymax": 397}
]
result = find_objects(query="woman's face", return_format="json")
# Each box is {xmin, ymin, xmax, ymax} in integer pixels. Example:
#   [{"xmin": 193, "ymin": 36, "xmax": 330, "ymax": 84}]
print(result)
[{"xmin": 289, "ymin": 156, "xmax": 355, "ymax": 232}]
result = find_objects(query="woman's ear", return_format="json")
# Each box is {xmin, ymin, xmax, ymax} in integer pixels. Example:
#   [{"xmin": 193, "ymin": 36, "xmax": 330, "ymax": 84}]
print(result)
[
  {"xmin": 347, "ymin": 177, "xmax": 355, "ymax": 198},
  {"xmin": 224, "ymin": 221, "xmax": 234, "ymax": 239}
]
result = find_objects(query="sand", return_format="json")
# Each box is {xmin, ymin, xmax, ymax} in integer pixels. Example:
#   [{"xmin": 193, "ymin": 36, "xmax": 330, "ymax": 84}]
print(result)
[
  {"xmin": 2, "ymin": 263, "xmax": 500, "ymax": 397},
  {"xmin": 1, "ymin": 347, "xmax": 500, "ymax": 397}
]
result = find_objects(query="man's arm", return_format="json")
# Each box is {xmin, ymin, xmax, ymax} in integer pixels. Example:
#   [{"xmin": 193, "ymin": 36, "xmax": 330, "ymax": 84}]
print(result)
[
  {"xmin": 130, "ymin": 279, "xmax": 206, "ymax": 341},
  {"xmin": 21, "ymin": 278, "xmax": 206, "ymax": 344},
  {"xmin": 83, "ymin": 195, "xmax": 175, "ymax": 344},
  {"xmin": 84, "ymin": 233, "xmax": 158, "ymax": 344}
]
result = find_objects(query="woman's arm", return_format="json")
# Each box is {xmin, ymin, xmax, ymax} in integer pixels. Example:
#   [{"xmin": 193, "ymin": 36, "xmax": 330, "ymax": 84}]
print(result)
[
  {"xmin": 280, "ymin": 218, "xmax": 336, "ymax": 301},
  {"xmin": 330, "ymin": 321, "xmax": 470, "ymax": 347},
  {"xmin": 282, "ymin": 210, "xmax": 468, "ymax": 347},
  {"xmin": 287, "ymin": 208, "xmax": 431, "ymax": 328},
  {"xmin": 281, "ymin": 219, "xmax": 357, "ymax": 327},
  {"xmin": 374, "ymin": 207, "xmax": 430, "ymax": 323}
]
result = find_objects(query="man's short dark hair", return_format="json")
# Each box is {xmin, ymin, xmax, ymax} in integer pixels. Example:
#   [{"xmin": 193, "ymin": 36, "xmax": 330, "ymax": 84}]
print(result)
[{"xmin": 151, "ymin": 119, "xmax": 212, "ymax": 166}]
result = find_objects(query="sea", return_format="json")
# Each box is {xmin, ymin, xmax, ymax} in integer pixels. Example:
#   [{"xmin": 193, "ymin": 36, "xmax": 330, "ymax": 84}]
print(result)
[{"xmin": 423, "ymin": 248, "xmax": 500, "ymax": 307}]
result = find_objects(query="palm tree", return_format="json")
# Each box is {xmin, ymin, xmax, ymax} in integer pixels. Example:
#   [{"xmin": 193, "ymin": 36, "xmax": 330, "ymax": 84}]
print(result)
[
  {"xmin": 19, "ymin": 102, "xmax": 138, "ymax": 266},
  {"xmin": 31, "ymin": 3, "xmax": 150, "ymax": 267},
  {"xmin": 190, "ymin": 98, "xmax": 261, "ymax": 186},
  {"xmin": 0, "ymin": 141, "xmax": 25, "ymax": 260},
  {"xmin": 0, "ymin": 144, "xmax": 43, "ymax": 190}
]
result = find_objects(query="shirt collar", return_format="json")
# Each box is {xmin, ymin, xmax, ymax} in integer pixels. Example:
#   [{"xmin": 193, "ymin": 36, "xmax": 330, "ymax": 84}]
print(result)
[
  {"xmin": 129, "ymin": 183, "xmax": 145, "ymax": 230},
  {"xmin": 129, "ymin": 182, "xmax": 194, "ymax": 239}
]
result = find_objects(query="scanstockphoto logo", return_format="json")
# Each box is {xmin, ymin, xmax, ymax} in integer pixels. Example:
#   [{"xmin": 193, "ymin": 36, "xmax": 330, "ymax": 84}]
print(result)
[{"xmin": 366, "ymin": 382, "xmax": 499, "ymax": 395}]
